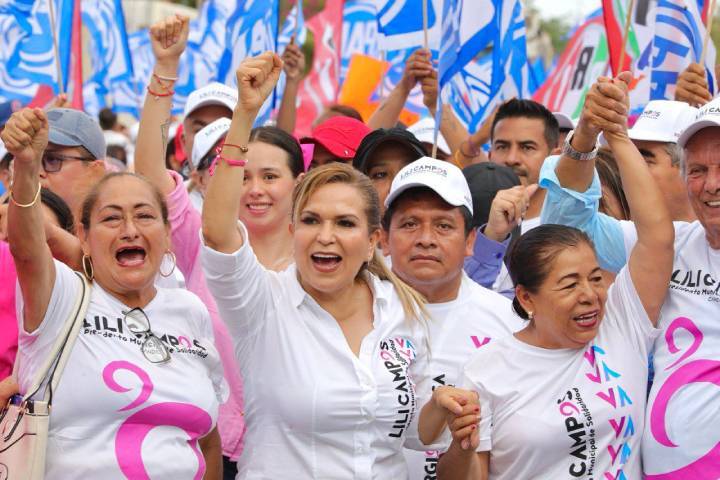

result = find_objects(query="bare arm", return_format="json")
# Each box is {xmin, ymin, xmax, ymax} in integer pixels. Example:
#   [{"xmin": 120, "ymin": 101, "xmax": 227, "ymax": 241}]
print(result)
[
  {"xmin": 418, "ymin": 386, "xmax": 479, "ymax": 445},
  {"xmin": 202, "ymin": 52, "xmax": 283, "ymax": 253},
  {"xmin": 275, "ymin": 41, "xmax": 305, "ymax": 134},
  {"xmin": 1, "ymin": 108, "xmax": 55, "ymax": 333},
  {"xmin": 367, "ymin": 48, "xmax": 432, "ymax": 130},
  {"xmin": 199, "ymin": 427, "xmax": 222, "ymax": 480},
  {"xmin": 134, "ymin": 15, "xmax": 190, "ymax": 196},
  {"xmin": 437, "ymin": 443, "xmax": 489, "ymax": 480},
  {"xmin": 45, "ymin": 222, "xmax": 82, "ymax": 271},
  {"xmin": 605, "ymin": 134, "xmax": 673, "ymax": 324}
]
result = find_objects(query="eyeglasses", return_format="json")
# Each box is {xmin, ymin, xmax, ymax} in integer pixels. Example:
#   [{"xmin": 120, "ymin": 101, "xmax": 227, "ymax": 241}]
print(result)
[
  {"xmin": 41, "ymin": 152, "xmax": 95, "ymax": 173},
  {"xmin": 122, "ymin": 308, "xmax": 171, "ymax": 364}
]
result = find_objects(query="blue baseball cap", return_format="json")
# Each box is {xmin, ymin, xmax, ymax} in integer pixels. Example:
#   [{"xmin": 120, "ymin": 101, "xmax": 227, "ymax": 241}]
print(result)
[{"xmin": 46, "ymin": 108, "xmax": 106, "ymax": 160}]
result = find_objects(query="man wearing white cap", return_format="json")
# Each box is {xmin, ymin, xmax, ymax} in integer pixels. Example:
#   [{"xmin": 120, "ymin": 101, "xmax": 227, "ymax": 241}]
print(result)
[
  {"xmin": 182, "ymin": 82, "xmax": 237, "ymax": 162},
  {"xmin": 186, "ymin": 117, "xmax": 231, "ymax": 212},
  {"xmin": 540, "ymin": 74, "xmax": 720, "ymax": 477},
  {"xmin": 381, "ymin": 158, "xmax": 521, "ymax": 480}
]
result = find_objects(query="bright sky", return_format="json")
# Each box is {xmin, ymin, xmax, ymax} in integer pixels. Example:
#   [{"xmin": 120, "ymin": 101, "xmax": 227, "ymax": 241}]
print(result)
[{"xmin": 533, "ymin": 0, "xmax": 600, "ymax": 21}]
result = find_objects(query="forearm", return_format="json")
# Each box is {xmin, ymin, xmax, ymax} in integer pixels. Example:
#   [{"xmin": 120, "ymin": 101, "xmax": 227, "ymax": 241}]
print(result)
[
  {"xmin": 276, "ymin": 78, "xmax": 299, "ymax": 134},
  {"xmin": 554, "ymin": 125, "xmax": 597, "ymax": 192},
  {"xmin": 201, "ymin": 108, "xmax": 254, "ymax": 253},
  {"xmin": 437, "ymin": 442, "xmax": 486, "ymax": 480},
  {"xmin": 199, "ymin": 427, "xmax": 222, "ymax": 480},
  {"xmin": 367, "ymin": 83, "xmax": 411, "ymax": 129},
  {"xmin": 46, "ymin": 223, "xmax": 82, "ymax": 271},
  {"xmin": 440, "ymin": 107, "xmax": 483, "ymax": 165},
  {"xmin": 419, "ymin": 400, "xmax": 447, "ymax": 445},
  {"xmin": 134, "ymin": 60, "xmax": 178, "ymax": 195}
]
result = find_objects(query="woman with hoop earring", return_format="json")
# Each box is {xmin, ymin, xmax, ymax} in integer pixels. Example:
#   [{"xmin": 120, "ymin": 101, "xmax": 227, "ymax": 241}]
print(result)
[{"xmin": 2, "ymin": 107, "xmax": 226, "ymax": 478}]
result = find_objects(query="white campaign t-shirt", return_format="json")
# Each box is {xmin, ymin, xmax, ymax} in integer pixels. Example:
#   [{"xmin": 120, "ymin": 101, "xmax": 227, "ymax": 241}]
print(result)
[
  {"xmin": 201, "ymin": 223, "xmax": 437, "ymax": 479},
  {"xmin": 462, "ymin": 267, "xmax": 658, "ymax": 480},
  {"xmin": 16, "ymin": 260, "xmax": 227, "ymax": 479},
  {"xmin": 631, "ymin": 221, "xmax": 720, "ymax": 477},
  {"xmin": 404, "ymin": 274, "xmax": 522, "ymax": 480}
]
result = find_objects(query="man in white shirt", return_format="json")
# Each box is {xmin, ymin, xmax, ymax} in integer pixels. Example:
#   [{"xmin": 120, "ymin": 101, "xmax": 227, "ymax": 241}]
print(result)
[{"xmin": 380, "ymin": 158, "xmax": 522, "ymax": 479}]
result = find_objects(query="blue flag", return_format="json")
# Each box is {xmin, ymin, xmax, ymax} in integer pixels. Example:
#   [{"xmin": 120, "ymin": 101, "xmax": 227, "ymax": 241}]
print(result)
[
  {"xmin": 0, "ymin": 0, "xmax": 76, "ymax": 103},
  {"xmin": 81, "ymin": 0, "xmax": 133, "ymax": 117}
]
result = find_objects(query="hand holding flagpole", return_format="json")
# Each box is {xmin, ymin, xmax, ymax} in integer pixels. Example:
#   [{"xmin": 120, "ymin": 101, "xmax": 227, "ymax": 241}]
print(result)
[
  {"xmin": 617, "ymin": 0, "xmax": 636, "ymax": 74},
  {"xmin": 700, "ymin": 0, "xmax": 716, "ymax": 67}
]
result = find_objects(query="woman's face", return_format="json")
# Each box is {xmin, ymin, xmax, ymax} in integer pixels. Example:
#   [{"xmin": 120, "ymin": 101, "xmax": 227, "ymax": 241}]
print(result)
[
  {"xmin": 517, "ymin": 243, "xmax": 608, "ymax": 349},
  {"xmin": 239, "ymin": 141, "xmax": 297, "ymax": 234},
  {"xmin": 292, "ymin": 182, "xmax": 379, "ymax": 301},
  {"xmin": 80, "ymin": 176, "xmax": 170, "ymax": 298}
]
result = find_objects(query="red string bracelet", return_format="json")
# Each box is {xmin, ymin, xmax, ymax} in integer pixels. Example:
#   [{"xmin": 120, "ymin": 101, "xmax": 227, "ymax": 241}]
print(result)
[
  {"xmin": 147, "ymin": 86, "xmax": 174, "ymax": 100},
  {"xmin": 208, "ymin": 144, "xmax": 247, "ymax": 176}
]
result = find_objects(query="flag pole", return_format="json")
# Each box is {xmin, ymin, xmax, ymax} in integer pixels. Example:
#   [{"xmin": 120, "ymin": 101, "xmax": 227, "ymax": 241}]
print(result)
[
  {"xmin": 422, "ymin": 0, "xmax": 429, "ymax": 50},
  {"xmin": 423, "ymin": 0, "xmax": 439, "ymax": 158},
  {"xmin": 617, "ymin": 0, "xmax": 636, "ymax": 74},
  {"xmin": 701, "ymin": 0, "xmax": 716, "ymax": 66},
  {"xmin": 47, "ymin": 0, "xmax": 66, "ymax": 95}
]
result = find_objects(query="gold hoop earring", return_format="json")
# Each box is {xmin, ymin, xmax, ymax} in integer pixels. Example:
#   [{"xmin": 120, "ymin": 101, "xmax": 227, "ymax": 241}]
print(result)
[
  {"xmin": 159, "ymin": 251, "xmax": 177, "ymax": 278},
  {"xmin": 82, "ymin": 254, "xmax": 94, "ymax": 280}
]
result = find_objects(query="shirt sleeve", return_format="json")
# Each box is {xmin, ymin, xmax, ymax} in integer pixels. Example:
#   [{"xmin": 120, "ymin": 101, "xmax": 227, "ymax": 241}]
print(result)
[
  {"xmin": 200, "ymin": 221, "xmax": 274, "ymax": 342},
  {"xmin": 464, "ymin": 229, "xmax": 511, "ymax": 298},
  {"xmin": 16, "ymin": 260, "xmax": 82, "ymax": 394},
  {"xmin": 166, "ymin": 170, "xmax": 203, "ymax": 283},
  {"xmin": 459, "ymin": 369, "xmax": 492, "ymax": 453},
  {"xmin": 603, "ymin": 266, "xmax": 660, "ymax": 358},
  {"xmin": 539, "ymin": 155, "xmax": 628, "ymax": 273}
]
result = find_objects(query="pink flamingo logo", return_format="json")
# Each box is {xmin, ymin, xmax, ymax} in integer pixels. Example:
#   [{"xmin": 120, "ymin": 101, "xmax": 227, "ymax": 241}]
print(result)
[
  {"xmin": 645, "ymin": 317, "xmax": 720, "ymax": 479},
  {"xmin": 103, "ymin": 361, "xmax": 212, "ymax": 480}
]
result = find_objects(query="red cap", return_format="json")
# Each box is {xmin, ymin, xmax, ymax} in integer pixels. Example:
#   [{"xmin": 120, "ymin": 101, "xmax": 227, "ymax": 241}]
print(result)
[{"xmin": 302, "ymin": 116, "xmax": 370, "ymax": 160}]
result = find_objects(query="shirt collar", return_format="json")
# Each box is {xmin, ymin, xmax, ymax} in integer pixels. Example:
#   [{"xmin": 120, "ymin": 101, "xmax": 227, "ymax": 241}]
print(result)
[{"xmin": 285, "ymin": 264, "xmax": 391, "ymax": 309}]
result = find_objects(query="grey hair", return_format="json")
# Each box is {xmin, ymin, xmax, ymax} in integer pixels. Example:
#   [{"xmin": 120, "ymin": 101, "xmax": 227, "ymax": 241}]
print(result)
[
  {"xmin": 679, "ymin": 147, "xmax": 688, "ymax": 179},
  {"xmin": 664, "ymin": 142, "xmax": 683, "ymax": 168}
]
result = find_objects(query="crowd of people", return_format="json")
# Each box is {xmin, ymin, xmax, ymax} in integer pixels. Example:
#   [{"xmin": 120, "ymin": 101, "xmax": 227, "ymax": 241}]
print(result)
[{"xmin": 0, "ymin": 12, "xmax": 718, "ymax": 480}]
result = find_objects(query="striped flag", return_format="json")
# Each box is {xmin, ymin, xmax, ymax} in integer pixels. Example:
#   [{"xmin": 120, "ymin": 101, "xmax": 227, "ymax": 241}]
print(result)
[{"xmin": 533, "ymin": 10, "xmax": 610, "ymax": 121}]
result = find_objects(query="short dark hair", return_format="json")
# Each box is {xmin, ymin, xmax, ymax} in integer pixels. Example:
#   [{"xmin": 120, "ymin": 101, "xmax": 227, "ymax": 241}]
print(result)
[
  {"xmin": 326, "ymin": 104, "xmax": 363, "ymax": 122},
  {"xmin": 382, "ymin": 186, "xmax": 474, "ymax": 237},
  {"xmin": 508, "ymin": 225, "xmax": 594, "ymax": 320},
  {"xmin": 40, "ymin": 187, "xmax": 75, "ymax": 233},
  {"xmin": 0, "ymin": 151, "xmax": 11, "ymax": 171},
  {"xmin": 249, "ymin": 126, "xmax": 304, "ymax": 177},
  {"xmin": 81, "ymin": 172, "xmax": 169, "ymax": 231},
  {"xmin": 491, "ymin": 99, "xmax": 559, "ymax": 152},
  {"xmin": 98, "ymin": 107, "xmax": 117, "ymax": 131}
]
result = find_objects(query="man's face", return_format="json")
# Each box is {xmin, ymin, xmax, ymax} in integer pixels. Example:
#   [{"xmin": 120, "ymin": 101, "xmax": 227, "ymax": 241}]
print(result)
[
  {"xmin": 385, "ymin": 191, "xmax": 475, "ymax": 301},
  {"xmin": 182, "ymin": 105, "xmax": 233, "ymax": 157},
  {"xmin": 38, "ymin": 144, "xmax": 100, "ymax": 209},
  {"xmin": 490, "ymin": 117, "xmax": 551, "ymax": 185},
  {"xmin": 309, "ymin": 144, "xmax": 343, "ymax": 169},
  {"xmin": 684, "ymin": 127, "xmax": 720, "ymax": 248},
  {"xmin": 633, "ymin": 139, "xmax": 686, "ymax": 209}
]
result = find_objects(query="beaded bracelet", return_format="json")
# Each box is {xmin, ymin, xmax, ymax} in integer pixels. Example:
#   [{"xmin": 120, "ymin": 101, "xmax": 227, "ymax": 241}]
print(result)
[
  {"xmin": 147, "ymin": 86, "xmax": 174, "ymax": 100},
  {"xmin": 10, "ymin": 182, "xmax": 41, "ymax": 208}
]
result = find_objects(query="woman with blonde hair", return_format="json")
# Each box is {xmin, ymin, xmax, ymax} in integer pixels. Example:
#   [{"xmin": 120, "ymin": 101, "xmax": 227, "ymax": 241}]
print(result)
[{"xmin": 200, "ymin": 52, "xmax": 471, "ymax": 478}]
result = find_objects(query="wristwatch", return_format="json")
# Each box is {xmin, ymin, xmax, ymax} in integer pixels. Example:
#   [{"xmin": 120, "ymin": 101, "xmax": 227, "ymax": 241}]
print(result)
[{"xmin": 562, "ymin": 129, "xmax": 599, "ymax": 161}]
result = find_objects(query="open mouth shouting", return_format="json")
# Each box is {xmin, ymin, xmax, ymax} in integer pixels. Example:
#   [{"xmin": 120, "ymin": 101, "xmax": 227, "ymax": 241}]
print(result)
[
  {"xmin": 310, "ymin": 252, "xmax": 342, "ymax": 273},
  {"xmin": 572, "ymin": 310, "xmax": 600, "ymax": 328},
  {"xmin": 116, "ymin": 245, "xmax": 147, "ymax": 267}
]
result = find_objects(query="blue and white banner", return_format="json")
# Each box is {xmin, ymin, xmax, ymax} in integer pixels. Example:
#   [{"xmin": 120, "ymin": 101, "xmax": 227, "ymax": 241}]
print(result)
[
  {"xmin": 371, "ymin": 0, "xmax": 442, "ymax": 50},
  {"xmin": 0, "ymin": 0, "xmax": 75, "ymax": 103},
  {"xmin": 112, "ymin": 28, "xmax": 152, "ymax": 117},
  {"xmin": 217, "ymin": 0, "xmax": 278, "ymax": 124},
  {"xmin": 81, "ymin": 0, "xmax": 133, "ymax": 117},
  {"xmin": 341, "ymin": 0, "xmax": 380, "ymax": 83},
  {"xmin": 650, "ymin": 0, "xmax": 716, "ymax": 99},
  {"xmin": 277, "ymin": 0, "xmax": 306, "ymax": 51}
]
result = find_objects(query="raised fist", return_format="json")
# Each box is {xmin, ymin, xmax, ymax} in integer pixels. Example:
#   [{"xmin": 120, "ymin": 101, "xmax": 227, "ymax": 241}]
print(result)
[
  {"xmin": 485, "ymin": 184, "xmax": 539, "ymax": 242},
  {"xmin": 400, "ymin": 48, "xmax": 433, "ymax": 92},
  {"xmin": 675, "ymin": 63, "xmax": 712, "ymax": 107},
  {"xmin": 282, "ymin": 41, "xmax": 306, "ymax": 82},
  {"xmin": 235, "ymin": 51, "xmax": 283, "ymax": 114},
  {"xmin": 150, "ymin": 14, "xmax": 190, "ymax": 64},
  {"xmin": 0, "ymin": 108, "xmax": 48, "ymax": 167}
]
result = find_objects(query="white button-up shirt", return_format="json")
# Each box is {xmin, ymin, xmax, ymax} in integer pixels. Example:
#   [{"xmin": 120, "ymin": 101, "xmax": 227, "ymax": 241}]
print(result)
[{"xmin": 201, "ymin": 225, "xmax": 433, "ymax": 479}]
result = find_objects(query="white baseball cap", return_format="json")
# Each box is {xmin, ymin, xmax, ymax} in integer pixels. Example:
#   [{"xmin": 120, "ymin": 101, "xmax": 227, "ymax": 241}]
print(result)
[
  {"xmin": 183, "ymin": 82, "xmax": 237, "ymax": 118},
  {"xmin": 553, "ymin": 112, "xmax": 576, "ymax": 130},
  {"xmin": 407, "ymin": 117, "xmax": 451, "ymax": 155},
  {"xmin": 629, "ymin": 100, "xmax": 698, "ymax": 144},
  {"xmin": 191, "ymin": 117, "xmax": 231, "ymax": 170},
  {"xmin": 678, "ymin": 97, "xmax": 720, "ymax": 148},
  {"xmin": 385, "ymin": 157, "xmax": 474, "ymax": 215}
]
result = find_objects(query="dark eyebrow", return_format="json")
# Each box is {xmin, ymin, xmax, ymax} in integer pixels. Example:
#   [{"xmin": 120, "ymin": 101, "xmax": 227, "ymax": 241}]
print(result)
[
  {"xmin": 638, "ymin": 148, "xmax": 655, "ymax": 158},
  {"xmin": 99, "ymin": 203, "xmax": 155, "ymax": 212},
  {"xmin": 519, "ymin": 140, "xmax": 538, "ymax": 147},
  {"xmin": 558, "ymin": 267, "xmax": 602, "ymax": 283}
]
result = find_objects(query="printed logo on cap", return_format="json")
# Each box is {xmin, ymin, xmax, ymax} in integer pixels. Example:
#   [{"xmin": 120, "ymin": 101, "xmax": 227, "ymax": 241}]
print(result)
[
  {"xmin": 641, "ymin": 110, "xmax": 661, "ymax": 120},
  {"xmin": 399, "ymin": 163, "xmax": 448, "ymax": 181}
]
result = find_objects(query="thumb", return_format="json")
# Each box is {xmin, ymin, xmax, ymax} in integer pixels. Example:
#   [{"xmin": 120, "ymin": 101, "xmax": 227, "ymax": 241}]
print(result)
[
  {"xmin": 616, "ymin": 71, "xmax": 633, "ymax": 87},
  {"xmin": 524, "ymin": 184, "xmax": 540, "ymax": 198}
]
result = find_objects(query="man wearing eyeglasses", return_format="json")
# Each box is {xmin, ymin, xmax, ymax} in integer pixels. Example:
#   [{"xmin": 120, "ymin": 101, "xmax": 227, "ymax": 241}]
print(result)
[{"xmin": 39, "ymin": 108, "xmax": 106, "ymax": 218}]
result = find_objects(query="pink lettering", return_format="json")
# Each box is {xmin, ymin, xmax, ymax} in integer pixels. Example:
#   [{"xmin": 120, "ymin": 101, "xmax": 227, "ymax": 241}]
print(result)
[
  {"xmin": 597, "ymin": 388, "xmax": 617, "ymax": 408},
  {"xmin": 470, "ymin": 336, "xmax": 490, "ymax": 348},
  {"xmin": 608, "ymin": 444, "xmax": 621, "ymax": 465},
  {"xmin": 665, "ymin": 316, "xmax": 704, "ymax": 370},
  {"xmin": 609, "ymin": 417, "xmax": 626, "ymax": 438},
  {"xmin": 102, "ymin": 361, "xmax": 153, "ymax": 412}
]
